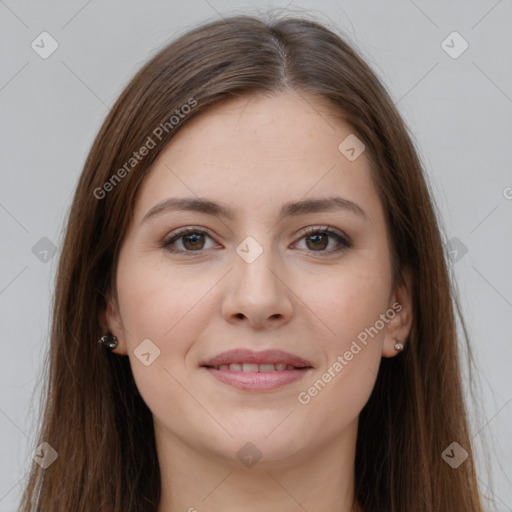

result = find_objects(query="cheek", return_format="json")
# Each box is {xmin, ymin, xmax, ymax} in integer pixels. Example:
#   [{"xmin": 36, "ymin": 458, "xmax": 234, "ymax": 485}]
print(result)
[
  {"xmin": 295, "ymin": 269, "xmax": 388, "ymax": 432},
  {"xmin": 306, "ymin": 261, "xmax": 391, "ymax": 351},
  {"xmin": 295, "ymin": 262, "xmax": 390, "ymax": 426},
  {"xmin": 116, "ymin": 250, "xmax": 213, "ymax": 343},
  {"xmin": 115, "ymin": 252, "xmax": 220, "ymax": 394},
  {"xmin": 115, "ymin": 258, "xmax": 213, "ymax": 433}
]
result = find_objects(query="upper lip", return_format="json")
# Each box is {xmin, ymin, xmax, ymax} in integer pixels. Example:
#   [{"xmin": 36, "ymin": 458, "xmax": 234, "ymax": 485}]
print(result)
[{"xmin": 200, "ymin": 348, "xmax": 313, "ymax": 368}]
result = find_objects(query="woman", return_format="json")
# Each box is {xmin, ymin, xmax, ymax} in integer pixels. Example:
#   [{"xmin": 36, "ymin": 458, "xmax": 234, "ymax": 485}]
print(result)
[{"xmin": 18, "ymin": 12, "xmax": 486, "ymax": 512}]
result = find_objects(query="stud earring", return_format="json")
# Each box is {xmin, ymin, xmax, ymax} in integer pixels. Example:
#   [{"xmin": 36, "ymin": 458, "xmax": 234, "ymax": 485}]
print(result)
[
  {"xmin": 394, "ymin": 338, "xmax": 404, "ymax": 352},
  {"xmin": 98, "ymin": 333, "xmax": 118, "ymax": 350}
]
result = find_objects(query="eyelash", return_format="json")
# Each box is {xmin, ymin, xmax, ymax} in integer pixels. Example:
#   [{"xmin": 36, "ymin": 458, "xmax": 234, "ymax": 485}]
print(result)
[{"xmin": 161, "ymin": 226, "xmax": 353, "ymax": 257}]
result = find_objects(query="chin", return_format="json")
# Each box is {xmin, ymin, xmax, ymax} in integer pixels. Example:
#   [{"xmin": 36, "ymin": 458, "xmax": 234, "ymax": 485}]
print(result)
[{"xmin": 204, "ymin": 426, "xmax": 313, "ymax": 469}]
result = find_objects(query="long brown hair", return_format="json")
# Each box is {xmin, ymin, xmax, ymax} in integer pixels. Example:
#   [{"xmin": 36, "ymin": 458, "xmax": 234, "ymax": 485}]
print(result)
[{"xmin": 18, "ymin": 11, "xmax": 487, "ymax": 511}]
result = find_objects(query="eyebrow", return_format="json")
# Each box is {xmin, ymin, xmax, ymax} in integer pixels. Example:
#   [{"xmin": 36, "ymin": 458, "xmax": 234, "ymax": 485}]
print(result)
[{"xmin": 141, "ymin": 195, "xmax": 370, "ymax": 225}]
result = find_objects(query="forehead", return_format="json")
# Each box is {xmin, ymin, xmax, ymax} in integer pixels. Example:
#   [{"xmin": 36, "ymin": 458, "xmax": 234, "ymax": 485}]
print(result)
[
  {"xmin": 161, "ymin": 91, "xmax": 354, "ymax": 161},
  {"xmin": 132, "ymin": 91, "xmax": 382, "ymax": 228}
]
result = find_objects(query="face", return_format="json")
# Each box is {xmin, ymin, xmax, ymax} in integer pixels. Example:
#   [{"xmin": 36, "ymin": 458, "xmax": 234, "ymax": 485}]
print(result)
[{"xmin": 104, "ymin": 91, "xmax": 412, "ymax": 467}]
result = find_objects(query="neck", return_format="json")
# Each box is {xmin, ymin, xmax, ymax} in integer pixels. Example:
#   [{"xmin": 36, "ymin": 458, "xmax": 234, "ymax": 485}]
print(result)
[{"xmin": 155, "ymin": 418, "xmax": 360, "ymax": 512}]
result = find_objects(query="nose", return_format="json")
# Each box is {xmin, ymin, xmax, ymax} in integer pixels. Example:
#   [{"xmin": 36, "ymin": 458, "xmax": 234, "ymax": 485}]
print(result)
[{"xmin": 221, "ymin": 239, "xmax": 294, "ymax": 331}]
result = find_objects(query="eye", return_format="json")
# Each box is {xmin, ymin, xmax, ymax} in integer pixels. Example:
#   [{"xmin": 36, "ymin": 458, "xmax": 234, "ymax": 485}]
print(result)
[
  {"xmin": 161, "ymin": 226, "xmax": 352, "ymax": 256},
  {"xmin": 162, "ymin": 227, "xmax": 216, "ymax": 254},
  {"xmin": 293, "ymin": 226, "xmax": 352, "ymax": 255}
]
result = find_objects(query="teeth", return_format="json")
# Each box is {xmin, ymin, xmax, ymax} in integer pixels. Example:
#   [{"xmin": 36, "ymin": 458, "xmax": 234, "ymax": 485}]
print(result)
[{"xmin": 213, "ymin": 363, "xmax": 303, "ymax": 372}]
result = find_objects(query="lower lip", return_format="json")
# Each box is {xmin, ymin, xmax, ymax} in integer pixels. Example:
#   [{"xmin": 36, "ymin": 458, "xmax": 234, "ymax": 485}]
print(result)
[{"xmin": 202, "ymin": 367, "xmax": 311, "ymax": 391}]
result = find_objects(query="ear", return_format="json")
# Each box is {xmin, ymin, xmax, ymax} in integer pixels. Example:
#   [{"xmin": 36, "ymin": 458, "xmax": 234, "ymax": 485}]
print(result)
[
  {"xmin": 382, "ymin": 266, "xmax": 413, "ymax": 358},
  {"xmin": 99, "ymin": 289, "xmax": 128, "ymax": 356}
]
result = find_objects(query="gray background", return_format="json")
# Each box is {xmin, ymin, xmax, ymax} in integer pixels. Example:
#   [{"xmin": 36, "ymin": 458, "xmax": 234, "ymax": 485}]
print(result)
[{"xmin": 1, "ymin": 0, "xmax": 511, "ymax": 510}]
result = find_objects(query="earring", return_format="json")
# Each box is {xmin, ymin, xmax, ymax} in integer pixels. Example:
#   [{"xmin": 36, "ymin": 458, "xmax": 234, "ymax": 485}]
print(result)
[
  {"xmin": 394, "ymin": 338, "xmax": 404, "ymax": 352},
  {"xmin": 98, "ymin": 333, "xmax": 118, "ymax": 350}
]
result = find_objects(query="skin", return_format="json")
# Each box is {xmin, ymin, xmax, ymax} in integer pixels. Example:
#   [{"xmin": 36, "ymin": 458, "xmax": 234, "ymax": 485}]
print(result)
[{"xmin": 102, "ymin": 90, "xmax": 413, "ymax": 512}]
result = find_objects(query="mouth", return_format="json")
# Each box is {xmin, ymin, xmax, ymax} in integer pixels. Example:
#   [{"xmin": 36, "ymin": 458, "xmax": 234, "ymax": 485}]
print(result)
[
  {"xmin": 199, "ymin": 348, "xmax": 313, "ymax": 391},
  {"xmin": 203, "ymin": 362, "xmax": 309, "ymax": 372}
]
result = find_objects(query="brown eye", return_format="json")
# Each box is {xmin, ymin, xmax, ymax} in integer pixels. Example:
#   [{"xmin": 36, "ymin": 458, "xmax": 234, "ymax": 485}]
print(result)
[
  {"xmin": 162, "ymin": 226, "xmax": 352, "ymax": 257},
  {"xmin": 296, "ymin": 227, "xmax": 352, "ymax": 255},
  {"xmin": 162, "ymin": 228, "xmax": 214, "ymax": 254},
  {"xmin": 305, "ymin": 232, "xmax": 329, "ymax": 251},
  {"xmin": 181, "ymin": 232, "xmax": 205, "ymax": 250}
]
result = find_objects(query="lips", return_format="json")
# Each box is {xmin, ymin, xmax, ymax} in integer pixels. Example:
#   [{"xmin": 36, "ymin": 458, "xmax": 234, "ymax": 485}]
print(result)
[
  {"xmin": 212, "ymin": 362, "xmax": 298, "ymax": 372},
  {"xmin": 199, "ymin": 348, "xmax": 313, "ymax": 370},
  {"xmin": 200, "ymin": 348, "xmax": 313, "ymax": 391}
]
